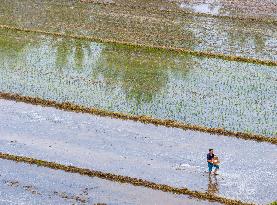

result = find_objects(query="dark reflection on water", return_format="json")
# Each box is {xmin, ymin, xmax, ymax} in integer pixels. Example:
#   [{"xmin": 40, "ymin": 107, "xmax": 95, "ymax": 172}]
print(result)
[
  {"xmin": 0, "ymin": 29, "xmax": 276, "ymax": 136},
  {"xmin": 94, "ymin": 45, "xmax": 191, "ymax": 104},
  {"xmin": 207, "ymin": 175, "xmax": 219, "ymax": 195},
  {"xmin": 55, "ymin": 39, "xmax": 92, "ymax": 71},
  {"xmin": 1, "ymin": 99, "xmax": 276, "ymax": 204}
]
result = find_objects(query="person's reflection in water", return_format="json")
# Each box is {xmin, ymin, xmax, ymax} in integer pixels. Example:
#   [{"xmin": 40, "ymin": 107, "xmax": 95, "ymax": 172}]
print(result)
[{"xmin": 207, "ymin": 174, "xmax": 219, "ymax": 195}]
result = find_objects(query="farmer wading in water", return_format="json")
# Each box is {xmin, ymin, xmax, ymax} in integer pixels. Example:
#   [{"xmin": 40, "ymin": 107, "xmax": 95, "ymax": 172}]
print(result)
[{"xmin": 207, "ymin": 149, "xmax": 219, "ymax": 175}]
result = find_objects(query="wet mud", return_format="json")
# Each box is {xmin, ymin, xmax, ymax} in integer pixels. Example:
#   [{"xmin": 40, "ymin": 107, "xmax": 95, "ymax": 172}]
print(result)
[{"xmin": 0, "ymin": 100, "xmax": 276, "ymax": 204}]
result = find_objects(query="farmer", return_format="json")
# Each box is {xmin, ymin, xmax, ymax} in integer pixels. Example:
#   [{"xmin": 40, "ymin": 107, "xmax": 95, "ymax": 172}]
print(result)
[{"xmin": 207, "ymin": 148, "xmax": 219, "ymax": 175}]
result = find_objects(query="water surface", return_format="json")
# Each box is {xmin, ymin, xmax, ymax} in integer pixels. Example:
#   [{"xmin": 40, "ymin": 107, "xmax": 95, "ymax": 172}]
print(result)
[
  {"xmin": 0, "ymin": 29, "xmax": 276, "ymax": 136},
  {"xmin": 0, "ymin": 159, "xmax": 210, "ymax": 205},
  {"xmin": 0, "ymin": 99, "xmax": 276, "ymax": 204},
  {"xmin": 0, "ymin": 0, "xmax": 276, "ymax": 61}
]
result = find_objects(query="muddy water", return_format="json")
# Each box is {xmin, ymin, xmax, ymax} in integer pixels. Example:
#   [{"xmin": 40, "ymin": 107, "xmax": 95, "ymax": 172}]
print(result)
[
  {"xmin": 0, "ymin": 0, "xmax": 276, "ymax": 61},
  {"xmin": 0, "ymin": 30, "xmax": 276, "ymax": 136},
  {"xmin": 0, "ymin": 159, "xmax": 214, "ymax": 205},
  {"xmin": 0, "ymin": 100, "xmax": 276, "ymax": 204}
]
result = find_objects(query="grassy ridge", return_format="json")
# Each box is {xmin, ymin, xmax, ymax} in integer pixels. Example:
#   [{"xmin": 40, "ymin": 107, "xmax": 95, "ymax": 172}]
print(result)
[
  {"xmin": 0, "ymin": 24, "xmax": 276, "ymax": 66},
  {"xmin": 0, "ymin": 152, "xmax": 255, "ymax": 205},
  {"xmin": 0, "ymin": 92, "xmax": 276, "ymax": 144}
]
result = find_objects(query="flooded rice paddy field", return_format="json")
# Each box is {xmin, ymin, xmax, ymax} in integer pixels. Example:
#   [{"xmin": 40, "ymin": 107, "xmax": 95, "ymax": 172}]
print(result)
[
  {"xmin": 0, "ymin": 29, "xmax": 276, "ymax": 136},
  {"xmin": 0, "ymin": 100, "xmax": 276, "ymax": 204},
  {"xmin": 0, "ymin": 0, "xmax": 276, "ymax": 61},
  {"xmin": 0, "ymin": 1, "xmax": 277, "ymax": 205},
  {"xmin": 0, "ymin": 159, "xmax": 213, "ymax": 205}
]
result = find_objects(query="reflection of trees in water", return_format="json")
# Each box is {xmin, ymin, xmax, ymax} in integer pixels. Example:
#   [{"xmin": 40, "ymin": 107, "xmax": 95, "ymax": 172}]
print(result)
[
  {"xmin": 0, "ymin": 30, "xmax": 31, "ymax": 54},
  {"xmin": 0, "ymin": 29, "xmax": 92, "ymax": 69},
  {"xmin": 0, "ymin": 29, "xmax": 196, "ymax": 107},
  {"xmin": 86, "ymin": 8, "xmax": 199, "ymax": 105},
  {"xmin": 2, "ymin": 0, "xmax": 199, "ymax": 51},
  {"xmin": 93, "ymin": 45, "xmax": 194, "ymax": 105},
  {"xmin": 54, "ymin": 38, "xmax": 93, "ymax": 70},
  {"xmin": 50, "ymin": 38, "xmax": 196, "ymax": 106},
  {"xmin": 1, "ymin": 0, "xmax": 199, "ymax": 105},
  {"xmin": 0, "ymin": 30, "xmax": 40, "ymax": 70},
  {"xmin": 1, "ymin": 0, "xmax": 270, "ymax": 58}
]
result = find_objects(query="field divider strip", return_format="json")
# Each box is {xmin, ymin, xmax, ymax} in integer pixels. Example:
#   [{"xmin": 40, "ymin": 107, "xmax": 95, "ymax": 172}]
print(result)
[
  {"xmin": 0, "ymin": 92, "xmax": 276, "ymax": 145},
  {"xmin": 0, "ymin": 152, "xmax": 254, "ymax": 205},
  {"xmin": 0, "ymin": 24, "xmax": 276, "ymax": 67}
]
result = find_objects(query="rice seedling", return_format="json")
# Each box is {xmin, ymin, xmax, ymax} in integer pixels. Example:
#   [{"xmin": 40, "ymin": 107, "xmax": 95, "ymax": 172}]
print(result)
[
  {"xmin": 0, "ymin": 0, "xmax": 276, "ymax": 62},
  {"xmin": 79, "ymin": 0, "xmax": 277, "ymax": 24},
  {"xmin": 0, "ymin": 1, "xmax": 276, "ymax": 204},
  {"xmin": 1, "ymin": 24, "xmax": 276, "ymax": 66},
  {"xmin": 0, "ymin": 29, "xmax": 276, "ymax": 137},
  {"xmin": 0, "ymin": 92, "xmax": 276, "ymax": 144}
]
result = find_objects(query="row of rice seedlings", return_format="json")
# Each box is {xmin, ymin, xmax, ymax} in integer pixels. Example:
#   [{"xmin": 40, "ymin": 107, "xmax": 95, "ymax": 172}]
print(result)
[
  {"xmin": 68, "ymin": 6, "xmax": 276, "ymax": 61},
  {"xmin": 57, "ymin": 4, "xmax": 274, "ymax": 59},
  {"xmin": 0, "ymin": 24, "xmax": 276, "ymax": 66},
  {"xmin": 2, "ymin": 1, "xmax": 275, "ymax": 62},
  {"xmin": 0, "ymin": 29, "xmax": 275, "ymax": 136},
  {"xmin": 79, "ymin": 0, "xmax": 277, "ymax": 24},
  {"xmin": 0, "ymin": 92, "xmax": 276, "ymax": 144},
  {"xmin": 56, "ymin": 2, "xmax": 275, "ymax": 53},
  {"xmin": 50, "ymin": 0, "xmax": 274, "ymax": 40},
  {"xmin": 0, "ymin": 152, "xmax": 255, "ymax": 205},
  {"xmin": 1, "ymin": 69, "xmax": 274, "ymax": 137}
]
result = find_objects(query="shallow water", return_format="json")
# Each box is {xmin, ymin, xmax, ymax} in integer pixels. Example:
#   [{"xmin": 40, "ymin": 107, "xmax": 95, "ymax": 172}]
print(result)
[
  {"xmin": 0, "ymin": 159, "xmax": 213, "ymax": 205},
  {"xmin": 0, "ymin": 0, "xmax": 276, "ymax": 61},
  {"xmin": 180, "ymin": 0, "xmax": 221, "ymax": 15},
  {"xmin": 0, "ymin": 30, "xmax": 276, "ymax": 136},
  {"xmin": 0, "ymin": 100, "xmax": 276, "ymax": 204},
  {"xmin": 179, "ymin": 0, "xmax": 277, "ymax": 20},
  {"xmin": 0, "ymin": 1, "xmax": 276, "ymax": 205}
]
